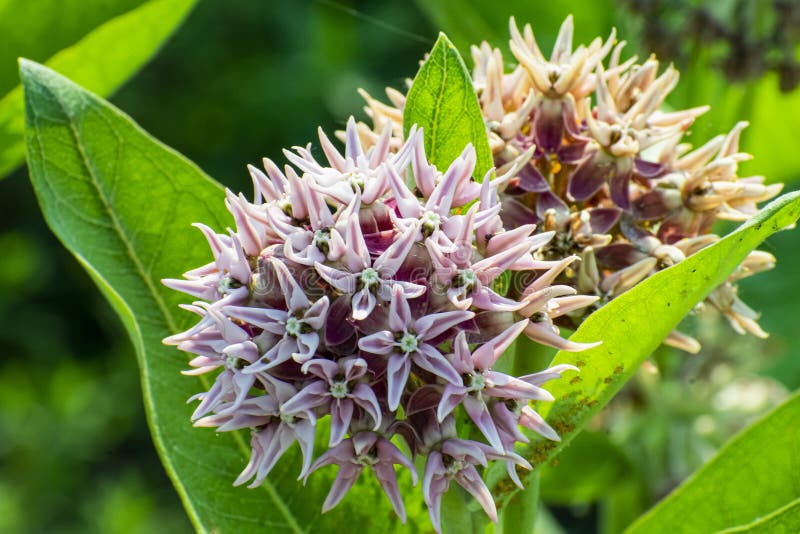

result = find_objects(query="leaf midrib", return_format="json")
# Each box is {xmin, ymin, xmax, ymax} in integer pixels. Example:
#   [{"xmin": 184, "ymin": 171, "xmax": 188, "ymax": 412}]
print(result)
[{"xmin": 28, "ymin": 75, "xmax": 304, "ymax": 534}]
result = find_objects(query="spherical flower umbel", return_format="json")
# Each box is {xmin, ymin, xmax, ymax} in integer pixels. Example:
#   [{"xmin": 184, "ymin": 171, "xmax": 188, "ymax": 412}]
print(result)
[
  {"xmin": 356, "ymin": 16, "xmax": 783, "ymax": 352},
  {"xmin": 163, "ymin": 118, "xmax": 597, "ymax": 531}
]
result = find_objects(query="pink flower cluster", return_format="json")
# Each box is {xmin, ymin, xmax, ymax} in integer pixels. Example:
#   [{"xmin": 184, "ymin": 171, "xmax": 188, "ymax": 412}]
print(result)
[{"xmin": 163, "ymin": 119, "xmax": 597, "ymax": 531}]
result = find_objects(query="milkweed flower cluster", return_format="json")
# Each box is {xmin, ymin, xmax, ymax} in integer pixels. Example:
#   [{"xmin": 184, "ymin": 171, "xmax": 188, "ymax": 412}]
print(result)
[
  {"xmin": 357, "ymin": 16, "xmax": 782, "ymax": 352},
  {"xmin": 163, "ymin": 119, "xmax": 599, "ymax": 531}
]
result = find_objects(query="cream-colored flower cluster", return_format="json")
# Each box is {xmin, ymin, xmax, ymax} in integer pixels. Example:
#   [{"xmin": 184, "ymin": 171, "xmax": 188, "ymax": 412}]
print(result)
[{"xmin": 355, "ymin": 16, "xmax": 782, "ymax": 351}]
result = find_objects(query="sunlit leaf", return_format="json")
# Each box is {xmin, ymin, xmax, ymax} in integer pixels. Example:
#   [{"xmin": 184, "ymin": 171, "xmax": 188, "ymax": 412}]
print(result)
[
  {"xmin": 718, "ymin": 498, "xmax": 800, "ymax": 533},
  {"xmin": 487, "ymin": 190, "xmax": 800, "ymax": 508},
  {"xmin": 626, "ymin": 392, "xmax": 800, "ymax": 534},
  {"xmin": 404, "ymin": 32, "xmax": 493, "ymax": 179},
  {"xmin": 0, "ymin": 0, "xmax": 197, "ymax": 178},
  {"xmin": 21, "ymin": 60, "xmax": 423, "ymax": 533}
]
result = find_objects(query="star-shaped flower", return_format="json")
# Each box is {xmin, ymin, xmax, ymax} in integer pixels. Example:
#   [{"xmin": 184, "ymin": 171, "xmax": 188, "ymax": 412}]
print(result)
[{"xmin": 359, "ymin": 286, "xmax": 472, "ymax": 410}]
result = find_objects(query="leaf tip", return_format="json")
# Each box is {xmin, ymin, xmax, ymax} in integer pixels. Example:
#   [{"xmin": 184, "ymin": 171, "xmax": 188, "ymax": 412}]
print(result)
[{"xmin": 18, "ymin": 57, "xmax": 39, "ymax": 80}]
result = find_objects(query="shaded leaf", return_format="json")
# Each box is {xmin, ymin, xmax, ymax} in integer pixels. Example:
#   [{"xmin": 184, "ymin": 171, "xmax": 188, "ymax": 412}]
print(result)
[
  {"xmin": 442, "ymin": 486, "xmax": 490, "ymax": 534},
  {"xmin": 404, "ymin": 32, "xmax": 493, "ymax": 179},
  {"xmin": 498, "ymin": 472, "xmax": 540, "ymax": 534},
  {"xmin": 21, "ymin": 60, "xmax": 420, "ymax": 533},
  {"xmin": 625, "ymin": 392, "xmax": 800, "ymax": 534},
  {"xmin": 539, "ymin": 431, "xmax": 632, "ymax": 505},
  {"xmin": 0, "ymin": 0, "xmax": 197, "ymax": 178},
  {"xmin": 487, "ymin": 191, "xmax": 800, "ymax": 507}
]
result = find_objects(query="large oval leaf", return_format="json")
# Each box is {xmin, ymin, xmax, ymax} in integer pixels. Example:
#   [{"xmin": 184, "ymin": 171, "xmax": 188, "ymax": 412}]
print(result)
[
  {"xmin": 403, "ymin": 32, "xmax": 493, "ymax": 179},
  {"xmin": 488, "ymin": 190, "xmax": 800, "ymax": 508},
  {"xmin": 626, "ymin": 392, "xmax": 800, "ymax": 533},
  {"xmin": 0, "ymin": 0, "xmax": 198, "ymax": 179},
  {"xmin": 21, "ymin": 60, "xmax": 423, "ymax": 533}
]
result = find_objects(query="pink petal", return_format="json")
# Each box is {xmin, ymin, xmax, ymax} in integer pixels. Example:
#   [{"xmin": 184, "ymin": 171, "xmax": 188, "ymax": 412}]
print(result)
[
  {"xmin": 415, "ymin": 310, "xmax": 474, "ymax": 340},
  {"xmin": 437, "ymin": 384, "xmax": 466, "ymax": 422},
  {"xmin": 358, "ymin": 331, "xmax": 396, "ymax": 355},
  {"xmin": 388, "ymin": 285, "xmax": 412, "ymax": 331},
  {"xmin": 471, "ymin": 320, "xmax": 527, "ymax": 370},
  {"xmin": 454, "ymin": 465, "xmax": 497, "ymax": 523},
  {"xmin": 315, "ymin": 262, "xmax": 358, "ymax": 293},
  {"xmin": 413, "ymin": 344, "xmax": 462, "ymax": 385},
  {"xmin": 329, "ymin": 399, "xmax": 354, "ymax": 446},
  {"xmin": 386, "ymin": 354, "xmax": 411, "ymax": 411},
  {"xmin": 463, "ymin": 396, "xmax": 504, "ymax": 453},
  {"xmin": 351, "ymin": 288, "xmax": 377, "ymax": 320},
  {"xmin": 322, "ymin": 463, "xmax": 363, "ymax": 512}
]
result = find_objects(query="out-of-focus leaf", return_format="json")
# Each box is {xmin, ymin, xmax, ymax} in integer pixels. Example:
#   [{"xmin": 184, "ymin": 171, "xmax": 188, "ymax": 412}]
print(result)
[
  {"xmin": 498, "ymin": 472, "xmax": 540, "ymax": 534},
  {"xmin": 21, "ymin": 60, "xmax": 422, "ymax": 533},
  {"xmin": 0, "ymin": 0, "xmax": 197, "ymax": 178},
  {"xmin": 535, "ymin": 507, "xmax": 566, "ymax": 534},
  {"xmin": 599, "ymin": 480, "xmax": 647, "ymax": 534},
  {"xmin": 404, "ymin": 32, "xmax": 493, "ymax": 179},
  {"xmin": 487, "ymin": 191, "xmax": 800, "ymax": 507},
  {"xmin": 625, "ymin": 392, "xmax": 800, "ymax": 534},
  {"xmin": 412, "ymin": 0, "xmax": 617, "ymax": 54},
  {"xmin": 672, "ymin": 54, "xmax": 800, "ymax": 185},
  {"xmin": 739, "ymin": 75, "xmax": 800, "ymax": 184},
  {"xmin": 539, "ymin": 431, "xmax": 632, "ymax": 505},
  {"xmin": 441, "ymin": 486, "xmax": 490, "ymax": 534},
  {"xmin": 0, "ymin": 0, "xmax": 144, "ymax": 95}
]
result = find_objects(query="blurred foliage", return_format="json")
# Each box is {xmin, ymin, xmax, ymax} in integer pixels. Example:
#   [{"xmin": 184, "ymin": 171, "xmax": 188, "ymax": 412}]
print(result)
[
  {"xmin": 0, "ymin": 0, "xmax": 144, "ymax": 95},
  {"xmin": 623, "ymin": 0, "xmax": 800, "ymax": 92},
  {"xmin": 0, "ymin": 0, "xmax": 199, "ymax": 177},
  {"xmin": 1, "ymin": 0, "xmax": 799, "ymax": 533}
]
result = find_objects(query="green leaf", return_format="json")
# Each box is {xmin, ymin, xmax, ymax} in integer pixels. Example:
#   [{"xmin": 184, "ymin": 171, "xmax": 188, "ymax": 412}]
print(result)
[
  {"xmin": 488, "ymin": 190, "xmax": 800, "ymax": 506},
  {"xmin": 403, "ymin": 32, "xmax": 493, "ymax": 180},
  {"xmin": 498, "ymin": 472, "xmax": 540, "ymax": 534},
  {"xmin": 21, "ymin": 60, "xmax": 422, "ymax": 533},
  {"xmin": 0, "ymin": 0, "xmax": 197, "ymax": 179},
  {"xmin": 718, "ymin": 498, "xmax": 800, "ymax": 533},
  {"xmin": 441, "ymin": 486, "xmax": 491, "ymax": 534},
  {"xmin": 0, "ymin": 0, "xmax": 144, "ymax": 95},
  {"xmin": 539, "ymin": 431, "xmax": 633, "ymax": 505},
  {"xmin": 625, "ymin": 392, "xmax": 800, "ymax": 534}
]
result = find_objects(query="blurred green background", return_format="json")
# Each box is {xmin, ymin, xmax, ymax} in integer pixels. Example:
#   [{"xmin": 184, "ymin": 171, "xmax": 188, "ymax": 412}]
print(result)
[{"xmin": 0, "ymin": 0, "xmax": 798, "ymax": 532}]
